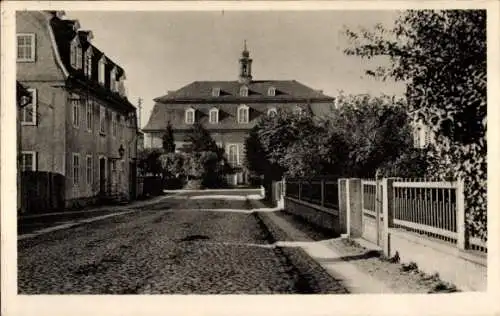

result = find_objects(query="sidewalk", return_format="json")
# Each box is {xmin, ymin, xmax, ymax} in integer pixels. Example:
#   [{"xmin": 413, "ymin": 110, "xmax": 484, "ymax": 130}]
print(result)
[
  {"xmin": 19, "ymin": 194, "xmax": 175, "ymax": 220},
  {"xmin": 253, "ymin": 204, "xmax": 393, "ymax": 293},
  {"xmin": 18, "ymin": 194, "xmax": 177, "ymax": 240},
  {"xmin": 250, "ymin": 198, "xmax": 456, "ymax": 294}
]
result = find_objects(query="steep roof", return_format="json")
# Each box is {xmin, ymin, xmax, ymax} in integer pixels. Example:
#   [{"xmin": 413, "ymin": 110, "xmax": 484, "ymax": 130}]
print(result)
[
  {"xmin": 154, "ymin": 80, "xmax": 334, "ymax": 103},
  {"xmin": 48, "ymin": 12, "xmax": 134, "ymax": 112},
  {"xmin": 143, "ymin": 101, "xmax": 335, "ymax": 132}
]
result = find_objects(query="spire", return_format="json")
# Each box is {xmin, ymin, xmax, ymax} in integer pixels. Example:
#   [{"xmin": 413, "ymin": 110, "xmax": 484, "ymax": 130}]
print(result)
[
  {"xmin": 239, "ymin": 40, "xmax": 252, "ymax": 84},
  {"xmin": 242, "ymin": 39, "xmax": 249, "ymax": 57}
]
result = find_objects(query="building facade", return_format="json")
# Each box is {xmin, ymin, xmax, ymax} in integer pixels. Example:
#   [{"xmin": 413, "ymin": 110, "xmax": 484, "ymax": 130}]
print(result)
[
  {"xmin": 17, "ymin": 11, "xmax": 139, "ymax": 212},
  {"xmin": 143, "ymin": 44, "xmax": 335, "ymax": 185}
]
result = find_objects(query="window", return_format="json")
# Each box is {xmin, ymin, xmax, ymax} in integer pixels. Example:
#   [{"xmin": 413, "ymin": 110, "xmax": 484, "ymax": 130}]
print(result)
[
  {"xmin": 71, "ymin": 95, "xmax": 80, "ymax": 128},
  {"xmin": 227, "ymin": 144, "xmax": 239, "ymax": 166},
  {"xmin": 17, "ymin": 33, "xmax": 35, "ymax": 62},
  {"xmin": 117, "ymin": 115, "xmax": 122, "ymax": 139},
  {"xmin": 85, "ymin": 48, "xmax": 93, "ymax": 78},
  {"xmin": 267, "ymin": 108, "xmax": 277, "ymax": 117},
  {"xmin": 110, "ymin": 67, "xmax": 117, "ymax": 92},
  {"xmin": 20, "ymin": 151, "xmax": 36, "ymax": 171},
  {"xmin": 268, "ymin": 87, "xmax": 276, "ymax": 96},
  {"xmin": 70, "ymin": 39, "xmax": 82, "ymax": 69},
  {"xmin": 86, "ymin": 155, "xmax": 92, "ymax": 184},
  {"xmin": 212, "ymin": 88, "xmax": 220, "ymax": 97},
  {"xmin": 209, "ymin": 108, "xmax": 219, "ymax": 124},
  {"xmin": 185, "ymin": 108, "xmax": 195, "ymax": 124},
  {"xmin": 112, "ymin": 112, "xmax": 117, "ymax": 137},
  {"xmin": 86, "ymin": 99, "xmax": 93, "ymax": 131},
  {"xmin": 100, "ymin": 105, "xmax": 106, "ymax": 134},
  {"xmin": 237, "ymin": 105, "xmax": 249, "ymax": 124},
  {"xmin": 20, "ymin": 88, "xmax": 37, "ymax": 125},
  {"xmin": 98, "ymin": 57, "xmax": 106, "ymax": 85},
  {"xmin": 72, "ymin": 153, "xmax": 80, "ymax": 185},
  {"xmin": 240, "ymin": 86, "xmax": 248, "ymax": 97}
]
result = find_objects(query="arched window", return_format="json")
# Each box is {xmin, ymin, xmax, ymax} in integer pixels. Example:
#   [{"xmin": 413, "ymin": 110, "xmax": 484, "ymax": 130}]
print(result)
[
  {"xmin": 267, "ymin": 108, "xmax": 277, "ymax": 117},
  {"xmin": 70, "ymin": 37, "xmax": 82, "ymax": 70},
  {"xmin": 268, "ymin": 87, "xmax": 276, "ymax": 96},
  {"xmin": 185, "ymin": 108, "xmax": 195, "ymax": 124},
  {"xmin": 98, "ymin": 56, "xmax": 106, "ymax": 85},
  {"xmin": 85, "ymin": 47, "xmax": 93, "ymax": 78},
  {"xmin": 237, "ymin": 105, "xmax": 249, "ymax": 124}
]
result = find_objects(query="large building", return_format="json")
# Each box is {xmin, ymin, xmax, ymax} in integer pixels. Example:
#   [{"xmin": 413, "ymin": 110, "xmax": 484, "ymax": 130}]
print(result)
[
  {"xmin": 17, "ymin": 11, "xmax": 139, "ymax": 212},
  {"xmin": 143, "ymin": 43, "xmax": 335, "ymax": 185}
]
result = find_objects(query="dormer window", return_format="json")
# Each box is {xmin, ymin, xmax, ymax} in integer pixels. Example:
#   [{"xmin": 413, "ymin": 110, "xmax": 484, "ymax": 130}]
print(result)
[
  {"xmin": 212, "ymin": 88, "xmax": 220, "ymax": 97},
  {"xmin": 185, "ymin": 108, "xmax": 195, "ymax": 124},
  {"xmin": 98, "ymin": 56, "xmax": 106, "ymax": 85},
  {"xmin": 268, "ymin": 87, "xmax": 276, "ymax": 96},
  {"xmin": 70, "ymin": 37, "xmax": 82, "ymax": 70},
  {"xmin": 237, "ymin": 105, "xmax": 249, "ymax": 124},
  {"xmin": 209, "ymin": 108, "xmax": 219, "ymax": 124},
  {"xmin": 240, "ymin": 86, "xmax": 248, "ymax": 97},
  {"xmin": 84, "ymin": 47, "xmax": 93, "ymax": 78},
  {"xmin": 267, "ymin": 108, "xmax": 277, "ymax": 117},
  {"xmin": 110, "ymin": 67, "xmax": 117, "ymax": 92}
]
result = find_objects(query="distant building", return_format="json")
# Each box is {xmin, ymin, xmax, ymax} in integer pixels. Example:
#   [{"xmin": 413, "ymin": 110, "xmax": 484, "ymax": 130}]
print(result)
[
  {"xmin": 143, "ymin": 43, "xmax": 335, "ymax": 185},
  {"xmin": 17, "ymin": 11, "xmax": 139, "ymax": 212}
]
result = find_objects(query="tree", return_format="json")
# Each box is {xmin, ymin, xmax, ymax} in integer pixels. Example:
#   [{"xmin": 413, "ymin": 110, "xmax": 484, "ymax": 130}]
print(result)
[
  {"xmin": 186, "ymin": 122, "xmax": 218, "ymax": 153},
  {"xmin": 162, "ymin": 121, "xmax": 176, "ymax": 153},
  {"xmin": 344, "ymin": 10, "xmax": 487, "ymax": 240},
  {"xmin": 137, "ymin": 148, "xmax": 163, "ymax": 176}
]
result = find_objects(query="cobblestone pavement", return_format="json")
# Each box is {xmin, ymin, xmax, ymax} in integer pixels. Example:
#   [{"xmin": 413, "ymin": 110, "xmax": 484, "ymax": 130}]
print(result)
[{"xmin": 18, "ymin": 192, "xmax": 346, "ymax": 294}]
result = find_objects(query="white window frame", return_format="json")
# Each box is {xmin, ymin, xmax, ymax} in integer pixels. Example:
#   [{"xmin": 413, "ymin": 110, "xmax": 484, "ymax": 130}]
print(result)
[
  {"xmin": 70, "ymin": 38, "xmax": 82, "ymax": 69},
  {"xmin": 71, "ymin": 95, "xmax": 80, "ymax": 128},
  {"xmin": 240, "ymin": 86, "xmax": 248, "ymax": 97},
  {"xmin": 86, "ymin": 98, "xmax": 93, "ymax": 132},
  {"xmin": 267, "ymin": 107, "xmax": 277, "ymax": 117},
  {"xmin": 209, "ymin": 108, "xmax": 219, "ymax": 124},
  {"xmin": 268, "ymin": 87, "xmax": 276, "ymax": 96},
  {"xmin": 112, "ymin": 112, "xmax": 117, "ymax": 137},
  {"xmin": 227, "ymin": 143, "xmax": 239, "ymax": 166},
  {"xmin": 17, "ymin": 33, "xmax": 36, "ymax": 62},
  {"xmin": 99, "ymin": 105, "xmax": 106, "ymax": 135},
  {"xmin": 185, "ymin": 108, "xmax": 195, "ymax": 124},
  {"xmin": 98, "ymin": 56, "xmax": 106, "ymax": 85},
  {"xmin": 237, "ymin": 105, "xmax": 249, "ymax": 124},
  {"xmin": 85, "ymin": 47, "xmax": 93, "ymax": 78},
  {"xmin": 212, "ymin": 88, "xmax": 220, "ymax": 97},
  {"xmin": 20, "ymin": 151, "xmax": 37, "ymax": 171},
  {"xmin": 86, "ymin": 155, "xmax": 93, "ymax": 185},
  {"xmin": 110, "ymin": 67, "xmax": 117, "ymax": 92},
  {"xmin": 21, "ymin": 88, "xmax": 37, "ymax": 125},
  {"xmin": 72, "ymin": 153, "xmax": 80, "ymax": 185}
]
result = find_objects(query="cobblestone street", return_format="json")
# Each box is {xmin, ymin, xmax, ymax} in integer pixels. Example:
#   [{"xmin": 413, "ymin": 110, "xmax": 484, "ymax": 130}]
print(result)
[{"xmin": 18, "ymin": 191, "xmax": 346, "ymax": 294}]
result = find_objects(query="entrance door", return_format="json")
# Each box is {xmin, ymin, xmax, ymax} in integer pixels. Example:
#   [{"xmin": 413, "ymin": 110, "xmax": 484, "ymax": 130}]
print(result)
[{"xmin": 99, "ymin": 158, "xmax": 106, "ymax": 195}]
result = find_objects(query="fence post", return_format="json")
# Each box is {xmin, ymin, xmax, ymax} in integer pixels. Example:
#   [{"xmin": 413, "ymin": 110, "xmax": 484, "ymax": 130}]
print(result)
[
  {"xmin": 338, "ymin": 179, "xmax": 347, "ymax": 234},
  {"xmin": 382, "ymin": 178, "xmax": 395, "ymax": 257},
  {"xmin": 346, "ymin": 178, "xmax": 362, "ymax": 238},
  {"xmin": 321, "ymin": 179, "xmax": 325, "ymax": 206},
  {"xmin": 456, "ymin": 179, "xmax": 468, "ymax": 250}
]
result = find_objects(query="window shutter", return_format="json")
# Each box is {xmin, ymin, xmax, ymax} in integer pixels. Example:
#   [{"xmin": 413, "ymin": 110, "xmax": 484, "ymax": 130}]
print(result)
[{"xmin": 31, "ymin": 88, "xmax": 38, "ymax": 125}]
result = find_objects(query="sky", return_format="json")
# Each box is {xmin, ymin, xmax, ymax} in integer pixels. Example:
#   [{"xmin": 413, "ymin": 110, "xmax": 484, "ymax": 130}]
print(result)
[{"xmin": 65, "ymin": 10, "xmax": 406, "ymax": 128}]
